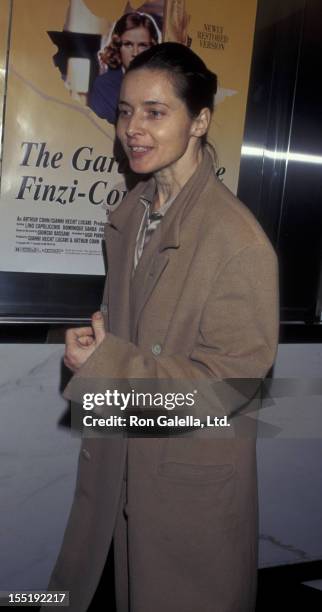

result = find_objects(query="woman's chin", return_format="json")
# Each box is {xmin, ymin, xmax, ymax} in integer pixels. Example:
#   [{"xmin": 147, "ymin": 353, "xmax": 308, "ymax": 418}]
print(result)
[{"xmin": 129, "ymin": 159, "xmax": 153, "ymax": 175}]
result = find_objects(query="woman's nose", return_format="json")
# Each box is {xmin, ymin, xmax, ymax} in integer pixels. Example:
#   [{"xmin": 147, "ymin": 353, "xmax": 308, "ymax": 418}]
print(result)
[
  {"xmin": 132, "ymin": 44, "xmax": 139, "ymax": 57},
  {"xmin": 126, "ymin": 112, "xmax": 144, "ymax": 136}
]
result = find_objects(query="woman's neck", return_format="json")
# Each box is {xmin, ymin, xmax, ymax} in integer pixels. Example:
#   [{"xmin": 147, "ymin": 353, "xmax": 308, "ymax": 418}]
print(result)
[{"xmin": 153, "ymin": 146, "xmax": 204, "ymax": 211}]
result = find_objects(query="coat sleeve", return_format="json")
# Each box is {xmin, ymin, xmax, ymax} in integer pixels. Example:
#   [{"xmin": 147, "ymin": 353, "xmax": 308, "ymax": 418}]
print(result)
[{"xmin": 65, "ymin": 244, "xmax": 279, "ymax": 418}]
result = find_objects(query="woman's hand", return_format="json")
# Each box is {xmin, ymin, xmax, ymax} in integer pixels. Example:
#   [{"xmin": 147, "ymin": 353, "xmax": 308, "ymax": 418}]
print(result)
[{"xmin": 64, "ymin": 311, "xmax": 106, "ymax": 373}]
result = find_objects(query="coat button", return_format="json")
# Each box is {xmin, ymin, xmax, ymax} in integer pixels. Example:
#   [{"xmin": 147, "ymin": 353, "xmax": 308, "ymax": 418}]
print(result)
[
  {"xmin": 152, "ymin": 343, "xmax": 162, "ymax": 356},
  {"xmin": 82, "ymin": 448, "xmax": 91, "ymax": 460}
]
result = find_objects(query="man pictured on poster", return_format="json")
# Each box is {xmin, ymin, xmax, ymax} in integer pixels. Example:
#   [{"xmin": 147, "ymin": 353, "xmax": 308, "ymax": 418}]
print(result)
[{"xmin": 44, "ymin": 43, "xmax": 278, "ymax": 612}]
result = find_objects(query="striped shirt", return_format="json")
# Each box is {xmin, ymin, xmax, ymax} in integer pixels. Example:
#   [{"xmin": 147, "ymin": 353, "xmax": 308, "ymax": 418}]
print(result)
[{"xmin": 133, "ymin": 192, "xmax": 176, "ymax": 273}]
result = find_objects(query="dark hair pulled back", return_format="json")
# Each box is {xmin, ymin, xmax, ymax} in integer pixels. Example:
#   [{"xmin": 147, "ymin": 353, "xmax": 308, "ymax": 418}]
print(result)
[{"xmin": 126, "ymin": 42, "xmax": 217, "ymax": 118}]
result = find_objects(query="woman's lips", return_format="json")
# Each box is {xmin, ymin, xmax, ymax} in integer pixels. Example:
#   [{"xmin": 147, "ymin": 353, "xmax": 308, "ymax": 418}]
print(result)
[{"xmin": 128, "ymin": 145, "xmax": 153, "ymax": 159}]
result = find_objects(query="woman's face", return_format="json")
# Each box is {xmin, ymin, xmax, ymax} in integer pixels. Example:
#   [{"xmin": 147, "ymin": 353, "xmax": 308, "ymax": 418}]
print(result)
[
  {"xmin": 117, "ymin": 69, "xmax": 204, "ymax": 176},
  {"xmin": 120, "ymin": 27, "xmax": 154, "ymax": 70}
]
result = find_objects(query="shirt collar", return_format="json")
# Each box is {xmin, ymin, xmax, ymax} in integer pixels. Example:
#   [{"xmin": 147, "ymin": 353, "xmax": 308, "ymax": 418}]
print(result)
[{"xmin": 139, "ymin": 181, "xmax": 177, "ymax": 219}]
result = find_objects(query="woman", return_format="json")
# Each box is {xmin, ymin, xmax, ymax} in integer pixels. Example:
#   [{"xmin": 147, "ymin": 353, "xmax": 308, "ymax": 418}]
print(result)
[
  {"xmin": 49, "ymin": 43, "xmax": 279, "ymax": 612},
  {"xmin": 88, "ymin": 12, "xmax": 161, "ymax": 124}
]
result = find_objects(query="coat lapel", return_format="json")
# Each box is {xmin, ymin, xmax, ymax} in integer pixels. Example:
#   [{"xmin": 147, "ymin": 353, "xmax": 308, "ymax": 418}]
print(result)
[
  {"xmin": 131, "ymin": 151, "xmax": 214, "ymax": 340},
  {"xmin": 105, "ymin": 180, "xmax": 151, "ymax": 340},
  {"xmin": 131, "ymin": 244, "xmax": 170, "ymax": 339}
]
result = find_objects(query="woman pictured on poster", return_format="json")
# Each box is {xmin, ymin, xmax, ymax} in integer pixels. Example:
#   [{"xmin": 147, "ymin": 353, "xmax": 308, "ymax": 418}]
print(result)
[
  {"xmin": 47, "ymin": 43, "xmax": 279, "ymax": 612},
  {"xmin": 88, "ymin": 12, "xmax": 162, "ymax": 124}
]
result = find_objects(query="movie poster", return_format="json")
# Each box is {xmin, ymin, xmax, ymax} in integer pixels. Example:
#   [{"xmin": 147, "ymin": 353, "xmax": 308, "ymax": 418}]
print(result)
[
  {"xmin": 0, "ymin": 0, "xmax": 257, "ymax": 276},
  {"xmin": 166, "ymin": 0, "xmax": 258, "ymax": 192},
  {"xmin": 0, "ymin": 0, "xmax": 11, "ymax": 166}
]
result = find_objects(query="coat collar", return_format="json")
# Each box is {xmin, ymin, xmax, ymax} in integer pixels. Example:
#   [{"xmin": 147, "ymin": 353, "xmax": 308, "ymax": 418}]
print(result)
[
  {"xmin": 157, "ymin": 150, "xmax": 214, "ymax": 251},
  {"xmin": 108, "ymin": 149, "xmax": 215, "ymax": 250},
  {"xmin": 107, "ymin": 177, "xmax": 154, "ymax": 233},
  {"xmin": 105, "ymin": 149, "xmax": 215, "ymax": 341}
]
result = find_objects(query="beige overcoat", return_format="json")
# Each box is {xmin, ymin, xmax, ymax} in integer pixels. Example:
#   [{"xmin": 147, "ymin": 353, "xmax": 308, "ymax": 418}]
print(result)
[{"xmin": 47, "ymin": 151, "xmax": 279, "ymax": 612}]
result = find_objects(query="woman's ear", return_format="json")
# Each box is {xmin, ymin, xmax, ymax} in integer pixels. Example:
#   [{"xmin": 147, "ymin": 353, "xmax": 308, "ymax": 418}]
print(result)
[{"xmin": 191, "ymin": 108, "xmax": 211, "ymax": 138}]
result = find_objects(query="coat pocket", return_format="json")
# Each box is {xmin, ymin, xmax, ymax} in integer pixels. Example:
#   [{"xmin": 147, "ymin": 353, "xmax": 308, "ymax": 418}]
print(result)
[
  {"xmin": 156, "ymin": 456, "xmax": 237, "ymax": 528},
  {"xmin": 157, "ymin": 436, "xmax": 237, "ymax": 481}
]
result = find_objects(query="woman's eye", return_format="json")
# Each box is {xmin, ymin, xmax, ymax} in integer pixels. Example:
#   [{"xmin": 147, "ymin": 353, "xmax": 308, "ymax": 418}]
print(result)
[
  {"xmin": 118, "ymin": 109, "xmax": 131, "ymax": 118},
  {"xmin": 147, "ymin": 110, "xmax": 164, "ymax": 118}
]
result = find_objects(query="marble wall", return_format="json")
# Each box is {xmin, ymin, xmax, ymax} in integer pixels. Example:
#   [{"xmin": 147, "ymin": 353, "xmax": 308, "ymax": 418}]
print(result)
[
  {"xmin": 0, "ymin": 343, "xmax": 321, "ymax": 590},
  {"xmin": 0, "ymin": 345, "xmax": 79, "ymax": 590},
  {"xmin": 258, "ymin": 343, "xmax": 322, "ymax": 567}
]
